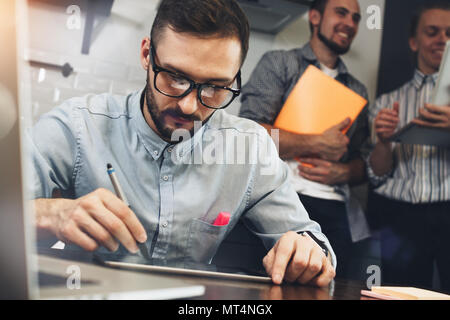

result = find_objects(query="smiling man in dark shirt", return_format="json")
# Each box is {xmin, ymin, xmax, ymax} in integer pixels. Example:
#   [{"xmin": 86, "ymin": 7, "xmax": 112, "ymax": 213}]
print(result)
[{"xmin": 239, "ymin": 0, "xmax": 371, "ymax": 279}]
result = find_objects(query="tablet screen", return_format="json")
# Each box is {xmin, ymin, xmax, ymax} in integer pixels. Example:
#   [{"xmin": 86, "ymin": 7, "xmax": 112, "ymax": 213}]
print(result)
[{"xmin": 94, "ymin": 252, "xmax": 272, "ymax": 283}]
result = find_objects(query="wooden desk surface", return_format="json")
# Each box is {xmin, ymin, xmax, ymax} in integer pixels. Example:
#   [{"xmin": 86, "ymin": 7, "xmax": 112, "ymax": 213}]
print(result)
[
  {"xmin": 37, "ymin": 250, "xmax": 367, "ymax": 300},
  {"xmin": 188, "ymin": 276, "xmax": 366, "ymax": 300}
]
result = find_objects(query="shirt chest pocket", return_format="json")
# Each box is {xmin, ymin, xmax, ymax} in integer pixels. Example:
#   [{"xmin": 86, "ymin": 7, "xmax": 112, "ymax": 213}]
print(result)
[{"xmin": 184, "ymin": 218, "xmax": 229, "ymax": 264}]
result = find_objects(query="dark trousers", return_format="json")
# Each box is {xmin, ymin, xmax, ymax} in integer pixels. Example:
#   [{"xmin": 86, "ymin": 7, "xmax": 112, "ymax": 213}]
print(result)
[
  {"xmin": 368, "ymin": 192, "xmax": 450, "ymax": 293},
  {"xmin": 298, "ymin": 194, "xmax": 372, "ymax": 280}
]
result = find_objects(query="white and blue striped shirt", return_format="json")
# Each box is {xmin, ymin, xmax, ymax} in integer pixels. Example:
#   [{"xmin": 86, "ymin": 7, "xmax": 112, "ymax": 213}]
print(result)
[{"xmin": 367, "ymin": 69, "xmax": 450, "ymax": 204}]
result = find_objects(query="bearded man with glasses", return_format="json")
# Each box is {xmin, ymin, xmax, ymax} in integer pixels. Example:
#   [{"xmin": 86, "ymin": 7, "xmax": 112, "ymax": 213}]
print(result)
[
  {"xmin": 145, "ymin": 40, "xmax": 242, "ymax": 140},
  {"xmin": 29, "ymin": 0, "xmax": 336, "ymax": 287}
]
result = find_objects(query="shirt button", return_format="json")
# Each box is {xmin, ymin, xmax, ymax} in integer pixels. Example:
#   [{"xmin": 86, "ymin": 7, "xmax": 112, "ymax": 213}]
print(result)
[
  {"xmin": 153, "ymin": 150, "xmax": 159, "ymax": 156},
  {"xmin": 162, "ymin": 222, "xmax": 168, "ymax": 228},
  {"xmin": 167, "ymin": 147, "xmax": 173, "ymax": 153},
  {"xmin": 162, "ymin": 175, "xmax": 169, "ymax": 181}
]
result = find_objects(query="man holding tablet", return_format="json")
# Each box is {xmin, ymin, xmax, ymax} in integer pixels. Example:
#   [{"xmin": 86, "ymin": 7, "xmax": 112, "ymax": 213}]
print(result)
[
  {"xmin": 28, "ymin": 0, "xmax": 336, "ymax": 287},
  {"xmin": 367, "ymin": 1, "xmax": 450, "ymax": 292}
]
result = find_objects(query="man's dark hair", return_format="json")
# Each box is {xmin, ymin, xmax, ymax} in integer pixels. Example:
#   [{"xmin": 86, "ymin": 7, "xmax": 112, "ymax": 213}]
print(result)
[
  {"xmin": 309, "ymin": 0, "xmax": 329, "ymax": 34},
  {"xmin": 150, "ymin": 0, "xmax": 250, "ymax": 65},
  {"xmin": 409, "ymin": 0, "xmax": 450, "ymax": 38}
]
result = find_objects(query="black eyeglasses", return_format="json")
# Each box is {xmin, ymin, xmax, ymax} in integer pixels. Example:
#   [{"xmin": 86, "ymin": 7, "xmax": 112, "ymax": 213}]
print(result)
[{"xmin": 149, "ymin": 42, "xmax": 241, "ymax": 110}]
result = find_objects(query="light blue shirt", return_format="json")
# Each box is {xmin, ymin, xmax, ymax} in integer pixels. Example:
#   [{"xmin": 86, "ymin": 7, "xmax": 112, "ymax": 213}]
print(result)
[{"xmin": 28, "ymin": 89, "xmax": 336, "ymax": 267}]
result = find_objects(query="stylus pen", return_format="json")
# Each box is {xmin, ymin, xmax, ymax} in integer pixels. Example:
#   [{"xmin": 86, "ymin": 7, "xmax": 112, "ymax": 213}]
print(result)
[{"xmin": 107, "ymin": 163, "xmax": 152, "ymax": 260}]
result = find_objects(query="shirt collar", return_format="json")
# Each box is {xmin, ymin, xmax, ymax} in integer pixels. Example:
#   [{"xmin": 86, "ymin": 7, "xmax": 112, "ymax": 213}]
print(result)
[
  {"xmin": 174, "ymin": 118, "xmax": 208, "ymax": 160},
  {"xmin": 130, "ymin": 89, "xmax": 208, "ymax": 161},
  {"xmin": 300, "ymin": 42, "xmax": 349, "ymax": 76},
  {"xmin": 413, "ymin": 69, "xmax": 439, "ymax": 90}
]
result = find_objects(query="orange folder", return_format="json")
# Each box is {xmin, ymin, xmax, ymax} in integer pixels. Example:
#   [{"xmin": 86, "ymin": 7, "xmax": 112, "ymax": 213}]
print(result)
[{"xmin": 274, "ymin": 65, "xmax": 367, "ymax": 135}]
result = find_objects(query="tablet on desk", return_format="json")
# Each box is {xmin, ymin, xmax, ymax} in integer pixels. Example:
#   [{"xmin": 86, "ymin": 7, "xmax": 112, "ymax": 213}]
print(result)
[
  {"xmin": 391, "ymin": 40, "xmax": 450, "ymax": 146},
  {"xmin": 94, "ymin": 253, "xmax": 272, "ymax": 283}
]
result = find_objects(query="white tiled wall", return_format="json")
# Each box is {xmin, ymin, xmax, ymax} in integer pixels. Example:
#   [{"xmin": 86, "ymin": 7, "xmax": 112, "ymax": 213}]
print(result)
[
  {"xmin": 27, "ymin": 0, "xmax": 155, "ymax": 123},
  {"xmin": 27, "ymin": 0, "xmax": 384, "ymax": 122},
  {"xmin": 27, "ymin": 47, "xmax": 147, "ymax": 122}
]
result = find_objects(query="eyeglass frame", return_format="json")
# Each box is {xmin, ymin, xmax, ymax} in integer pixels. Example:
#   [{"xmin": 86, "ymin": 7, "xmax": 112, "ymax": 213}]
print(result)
[{"xmin": 148, "ymin": 41, "xmax": 242, "ymax": 110}]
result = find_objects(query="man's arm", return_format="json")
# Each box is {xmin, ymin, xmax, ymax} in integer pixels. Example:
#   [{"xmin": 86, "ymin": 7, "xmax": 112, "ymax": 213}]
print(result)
[
  {"xmin": 28, "ymin": 103, "xmax": 147, "ymax": 253},
  {"xmin": 244, "ymin": 132, "xmax": 336, "ymax": 287},
  {"xmin": 259, "ymin": 119, "xmax": 350, "ymax": 162},
  {"xmin": 369, "ymin": 141, "xmax": 395, "ymax": 177},
  {"xmin": 296, "ymin": 156, "xmax": 366, "ymax": 186}
]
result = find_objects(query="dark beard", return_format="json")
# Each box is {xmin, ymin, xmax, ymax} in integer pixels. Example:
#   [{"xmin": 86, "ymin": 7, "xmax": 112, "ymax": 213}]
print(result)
[
  {"xmin": 144, "ymin": 73, "xmax": 213, "ymax": 143},
  {"xmin": 145, "ymin": 81, "xmax": 180, "ymax": 142},
  {"xmin": 318, "ymin": 25, "xmax": 350, "ymax": 55}
]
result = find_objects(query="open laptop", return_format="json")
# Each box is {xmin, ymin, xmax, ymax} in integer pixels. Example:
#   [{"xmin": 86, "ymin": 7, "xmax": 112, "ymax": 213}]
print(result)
[
  {"xmin": 391, "ymin": 40, "xmax": 450, "ymax": 146},
  {"xmin": 0, "ymin": 0, "xmax": 205, "ymax": 300}
]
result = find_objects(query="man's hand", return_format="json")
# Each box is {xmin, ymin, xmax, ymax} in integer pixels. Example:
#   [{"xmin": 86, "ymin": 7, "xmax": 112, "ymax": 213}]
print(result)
[
  {"xmin": 374, "ymin": 102, "xmax": 400, "ymax": 143},
  {"xmin": 263, "ymin": 231, "xmax": 335, "ymax": 287},
  {"xmin": 314, "ymin": 118, "xmax": 351, "ymax": 161},
  {"xmin": 412, "ymin": 103, "xmax": 450, "ymax": 131},
  {"xmin": 35, "ymin": 188, "xmax": 147, "ymax": 253},
  {"xmin": 297, "ymin": 158, "xmax": 349, "ymax": 186}
]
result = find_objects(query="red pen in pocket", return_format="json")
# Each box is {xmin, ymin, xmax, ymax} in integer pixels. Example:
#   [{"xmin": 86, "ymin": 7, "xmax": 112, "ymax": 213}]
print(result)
[{"xmin": 213, "ymin": 212, "xmax": 230, "ymax": 226}]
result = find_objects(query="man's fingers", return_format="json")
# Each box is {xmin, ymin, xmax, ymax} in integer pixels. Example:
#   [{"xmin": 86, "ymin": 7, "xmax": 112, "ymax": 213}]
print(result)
[
  {"xmin": 299, "ymin": 158, "xmax": 330, "ymax": 168},
  {"xmin": 375, "ymin": 120, "xmax": 398, "ymax": 129},
  {"xmin": 378, "ymin": 109, "xmax": 398, "ymax": 118},
  {"xmin": 284, "ymin": 239, "xmax": 311, "ymax": 283},
  {"xmin": 264, "ymin": 232, "xmax": 336, "ymax": 287},
  {"xmin": 392, "ymin": 102, "xmax": 400, "ymax": 113},
  {"xmin": 86, "ymin": 197, "xmax": 140, "ymax": 253},
  {"xmin": 74, "ymin": 210, "xmax": 119, "ymax": 252},
  {"xmin": 424, "ymin": 103, "xmax": 447, "ymax": 114},
  {"xmin": 269, "ymin": 233, "xmax": 297, "ymax": 284},
  {"xmin": 296, "ymin": 247, "xmax": 324, "ymax": 284},
  {"xmin": 419, "ymin": 108, "xmax": 447, "ymax": 122},
  {"xmin": 97, "ymin": 189, "xmax": 147, "ymax": 243},
  {"xmin": 332, "ymin": 117, "xmax": 351, "ymax": 132},
  {"xmin": 377, "ymin": 113, "xmax": 399, "ymax": 123},
  {"xmin": 376, "ymin": 117, "xmax": 398, "ymax": 125},
  {"xmin": 298, "ymin": 171, "xmax": 325, "ymax": 183},
  {"xmin": 311, "ymin": 257, "xmax": 336, "ymax": 287},
  {"xmin": 298, "ymin": 163, "xmax": 329, "ymax": 176},
  {"xmin": 59, "ymin": 221, "xmax": 99, "ymax": 252},
  {"xmin": 376, "ymin": 128, "xmax": 396, "ymax": 135},
  {"xmin": 262, "ymin": 247, "xmax": 276, "ymax": 276}
]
